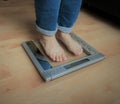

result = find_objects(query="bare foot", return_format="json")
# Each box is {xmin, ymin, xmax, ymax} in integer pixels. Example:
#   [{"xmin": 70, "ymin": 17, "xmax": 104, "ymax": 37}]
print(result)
[
  {"xmin": 56, "ymin": 31, "xmax": 83, "ymax": 56},
  {"xmin": 39, "ymin": 34, "xmax": 67, "ymax": 62}
]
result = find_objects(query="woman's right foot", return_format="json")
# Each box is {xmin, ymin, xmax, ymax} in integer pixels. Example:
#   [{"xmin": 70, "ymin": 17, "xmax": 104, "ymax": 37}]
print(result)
[{"xmin": 39, "ymin": 34, "xmax": 67, "ymax": 62}]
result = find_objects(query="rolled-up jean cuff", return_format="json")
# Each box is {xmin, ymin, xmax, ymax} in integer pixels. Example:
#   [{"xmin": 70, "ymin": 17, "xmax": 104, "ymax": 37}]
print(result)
[
  {"xmin": 58, "ymin": 25, "xmax": 74, "ymax": 33},
  {"xmin": 35, "ymin": 24, "xmax": 57, "ymax": 36}
]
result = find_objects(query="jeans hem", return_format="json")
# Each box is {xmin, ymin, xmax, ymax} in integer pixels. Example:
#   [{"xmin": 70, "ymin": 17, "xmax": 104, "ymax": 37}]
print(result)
[
  {"xmin": 35, "ymin": 24, "xmax": 57, "ymax": 36},
  {"xmin": 58, "ymin": 25, "xmax": 73, "ymax": 33}
]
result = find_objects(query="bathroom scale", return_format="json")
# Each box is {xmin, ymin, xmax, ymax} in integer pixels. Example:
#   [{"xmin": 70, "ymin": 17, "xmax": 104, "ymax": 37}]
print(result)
[{"xmin": 22, "ymin": 33, "xmax": 105, "ymax": 81}]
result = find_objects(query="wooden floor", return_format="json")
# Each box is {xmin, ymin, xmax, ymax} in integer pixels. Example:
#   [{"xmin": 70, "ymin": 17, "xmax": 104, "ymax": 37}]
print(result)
[{"xmin": 0, "ymin": 0, "xmax": 120, "ymax": 104}]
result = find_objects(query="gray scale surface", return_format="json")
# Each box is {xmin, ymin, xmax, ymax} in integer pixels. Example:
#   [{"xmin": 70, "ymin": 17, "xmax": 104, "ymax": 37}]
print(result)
[{"xmin": 22, "ymin": 33, "xmax": 105, "ymax": 81}]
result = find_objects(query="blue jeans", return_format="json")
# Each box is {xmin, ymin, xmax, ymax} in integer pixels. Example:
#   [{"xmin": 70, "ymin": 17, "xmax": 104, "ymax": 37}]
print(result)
[{"xmin": 35, "ymin": 0, "xmax": 82, "ymax": 36}]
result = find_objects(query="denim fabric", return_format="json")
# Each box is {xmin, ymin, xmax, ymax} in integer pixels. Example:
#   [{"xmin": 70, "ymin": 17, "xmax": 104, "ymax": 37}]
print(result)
[{"xmin": 35, "ymin": 0, "xmax": 82, "ymax": 36}]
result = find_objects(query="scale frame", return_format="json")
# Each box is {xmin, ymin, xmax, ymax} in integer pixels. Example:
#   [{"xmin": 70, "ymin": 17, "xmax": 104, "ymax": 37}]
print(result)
[{"xmin": 22, "ymin": 33, "xmax": 105, "ymax": 81}]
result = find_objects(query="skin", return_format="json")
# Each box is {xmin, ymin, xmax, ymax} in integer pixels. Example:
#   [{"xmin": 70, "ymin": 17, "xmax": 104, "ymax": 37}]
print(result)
[{"xmin": 39, "ymin": 31, "xmax": 83, "ymax": 62}]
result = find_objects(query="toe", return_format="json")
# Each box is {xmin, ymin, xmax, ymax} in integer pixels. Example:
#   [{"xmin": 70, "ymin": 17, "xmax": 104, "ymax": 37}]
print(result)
[
  {"xmin": 72, "ymin": 46, "xmax": 83, "ymax": 56},
  {"xmin": 62, "ymin": 54, "xmax": 67, "ymax": 61},
  {"xmin": 59, "ymin": 55, "xmax": 63, "ymax": 62},
  {"xmin": 76, "ymin": 50, "xmax": 82, "ymax": 56},
  {"xmin": 55, "ymin": 54, "xmax": 60, "ymax": 62},
  {"xmin": 49, "ymin": 54, "xmax": 56, "ymax": 61},
  {"xmin": 77, "ymin": 49, "xmax": 82, "ymax": 55}
]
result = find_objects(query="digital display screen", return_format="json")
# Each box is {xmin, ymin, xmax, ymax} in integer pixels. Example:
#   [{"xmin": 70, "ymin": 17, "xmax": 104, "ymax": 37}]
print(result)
[{"xmin": 64, "ymin": 59, "xmax": 89, "ymax": 69}]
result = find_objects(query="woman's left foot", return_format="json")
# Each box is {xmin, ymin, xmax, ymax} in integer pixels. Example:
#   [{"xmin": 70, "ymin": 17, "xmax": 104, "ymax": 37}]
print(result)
[{"xmin": 56, "ymin": 31, "xmax": 83, "ymax": 56}]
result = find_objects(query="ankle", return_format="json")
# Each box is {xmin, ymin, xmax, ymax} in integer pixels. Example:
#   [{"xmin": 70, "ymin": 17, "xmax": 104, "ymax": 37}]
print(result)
[
  {"xmin": 57, "ymin": 31, "xmax": 69, "ymax": 38},
  {"xmin": 39, "ymin": 33, "xmax": 55, "ymax": 41}
]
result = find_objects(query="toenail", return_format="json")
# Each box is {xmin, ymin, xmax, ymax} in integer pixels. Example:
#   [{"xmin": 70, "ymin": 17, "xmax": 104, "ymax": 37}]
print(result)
[
  {"xmin": 63, "ymin": 56, "xmax": 67, "ymax": 60},
  {"xmin": 76, "ymin": 52, "xmax": 81, "ymax": 56},
  {"xmin": 78, "ymin": 52, "xmax": 81, "ymax": 55}
]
